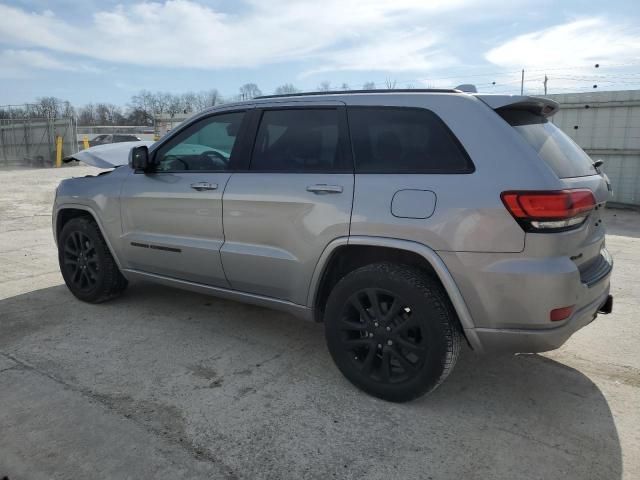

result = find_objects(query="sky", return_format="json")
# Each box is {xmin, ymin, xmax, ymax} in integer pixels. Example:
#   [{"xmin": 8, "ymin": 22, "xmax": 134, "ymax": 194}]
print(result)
[{"xmin": 1, "ymin": 0, "xmax": 639, "ymax": 107}]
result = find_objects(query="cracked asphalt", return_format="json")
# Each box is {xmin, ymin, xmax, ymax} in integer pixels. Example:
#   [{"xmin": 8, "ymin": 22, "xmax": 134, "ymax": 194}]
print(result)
[{"xmin": 1, "ymin": 166, "xmax": 639, "ymax": 479}]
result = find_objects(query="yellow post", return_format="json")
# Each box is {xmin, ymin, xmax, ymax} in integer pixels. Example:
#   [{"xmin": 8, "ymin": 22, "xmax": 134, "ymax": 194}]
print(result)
[
  {"xmin": 55, "ymin": 136, "xmax": 63, "ymax": 168},
  {"xmin": 83, "ymin": 135, "xmax": 90, "ymax": 150}
]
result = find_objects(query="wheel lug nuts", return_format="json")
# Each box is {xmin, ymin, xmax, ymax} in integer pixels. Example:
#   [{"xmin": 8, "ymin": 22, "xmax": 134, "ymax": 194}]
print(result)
[
  {"xmin": 374, "ymin": 322, "xmax": 379, "ymax": 327},
  {"xmin": 387, "ymin": 340, "xmax": 393, "ymax": 346},
  {"xmin": 386, "ymin": 326, "xmax": 391, "ymax": 332},
  {"xmin": 369, "ymin": 332, "xmax": 374, "ymax": 338},
  {"xmin": 377, "ymin": 344, "xmax": 382, "ymax": 349}
]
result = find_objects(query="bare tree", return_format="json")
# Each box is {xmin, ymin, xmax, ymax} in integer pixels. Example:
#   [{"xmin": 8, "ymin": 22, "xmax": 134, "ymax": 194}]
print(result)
[
  {"xmin": 181, "ymin": 92, "xmax": 198, "ymax": 113},
  {"xmin": 109, "ymin": 104, "xmax": 126, "ymax": 124},
  {"xmin": 166, "ymin": 94, "xmax": 184, "ymax": 117},
  {"xmin": 94, "ymin": 103, "xmax": 111, "ymax": 124},
  {"xmin": 384, "ymin": 78, "xmax": 397, "ymax": 89},
  {"xmin": 61, "ymin": 100, "xmax": 75, "ymax": 118},
  {"xmin": 363, "ymin": 81, "xmax": 376, "ymax": 90},
  {"xmin": 274, "ymin": 83, "xmax": 300, "ymax": 95},
  {"xmin": 193, "ymin": 89, "xmax": 221, "ymax": 111},
  {"xmin": 34, "ymin": 97, "xmax": 61, "ymax": 119},
  {"xmin": 130, "ymin": 90, "xmax": 158, "ymax": 121},
  {"xmin": 127, "ymin": 107, "xmax": 151, "ymax": 126},
  {"xmin": 317, "ymin": 81, "xmax": 332, "ymax": 91},
  {"xmin": 340, "ymin": 83, "xmax": 350, "ymax": 90},
  {"xmin": 239, "ymin": 83, "xmax": 262, "ymax": 100},
  {"xmin": 77, "ymin": 104, "xmax": 96, "ymax": 126}
]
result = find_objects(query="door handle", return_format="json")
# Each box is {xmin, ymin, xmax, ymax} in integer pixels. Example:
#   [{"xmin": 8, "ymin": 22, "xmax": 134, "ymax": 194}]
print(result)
[
  {"xmin": 190, "ymin": 182, "xmax": 218, "ymax": 191},
  {"xmin": 306, "ymin": 184, "xmax": 343, "ymax": 194}
]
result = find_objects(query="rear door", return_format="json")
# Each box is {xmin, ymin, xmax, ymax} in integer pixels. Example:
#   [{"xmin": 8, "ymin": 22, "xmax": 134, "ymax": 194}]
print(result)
[
  {"xmin": 221, "ymin": 102, "xmax": 354, "ymax": 305},
  {"xmin": 120, "ymin": 109, "xmax": 250, "ymax": 286}
]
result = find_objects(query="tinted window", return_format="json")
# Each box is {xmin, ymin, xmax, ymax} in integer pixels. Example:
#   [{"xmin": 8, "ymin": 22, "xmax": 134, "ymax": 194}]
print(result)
[
  {"xmin": 251, "ymin": 109, "xmax": 349, "ymax": 172},
  {"xmin": 499, "ymin": 109, "xmax": 596, "ymax": 178},
  {"xmin": 348, "ymin": 107, "xmax": 472, "ymax": 173},
  {"xmin": 155, "ymin": 112, "xmax": 245, "ymax": 172}
]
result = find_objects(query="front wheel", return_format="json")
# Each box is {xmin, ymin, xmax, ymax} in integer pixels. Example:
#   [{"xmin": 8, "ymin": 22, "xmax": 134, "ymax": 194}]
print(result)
[
  {"xmin": 324, "ymin": 263, "xmax": 461, "ymax": 402},
  {"xmin": 58, "ymin": 217, "xmax": 128, "ymax": 303}
]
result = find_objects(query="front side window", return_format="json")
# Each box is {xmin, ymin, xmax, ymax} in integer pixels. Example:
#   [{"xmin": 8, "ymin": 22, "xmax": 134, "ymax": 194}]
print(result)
[
  {"xmin": 155, "ymin": 111, "xmax": 245, "ymax": 172},
  {"xmin": 348, "ymin": 107, "xmax": 473, "ymax": 173},
  {"xmin": 250, "ymin": 109, "xmax": 349, "ymax": 172}
]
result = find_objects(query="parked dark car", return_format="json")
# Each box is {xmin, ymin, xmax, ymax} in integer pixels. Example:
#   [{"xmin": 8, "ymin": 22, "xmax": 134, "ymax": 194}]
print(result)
[{"xmin": 89, "ymin": 134, "xmax": 141, "ymax": 147}]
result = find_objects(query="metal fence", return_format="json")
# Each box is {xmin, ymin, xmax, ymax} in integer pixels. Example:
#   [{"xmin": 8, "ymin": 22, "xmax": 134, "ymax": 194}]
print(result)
[{"xmin": 0, "ymin": 117, "xmax": 78, "ymax": 168}]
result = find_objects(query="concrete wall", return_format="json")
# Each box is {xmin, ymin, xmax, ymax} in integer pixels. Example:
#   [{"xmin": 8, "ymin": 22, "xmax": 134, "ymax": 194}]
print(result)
[{"xmin": 546, "ymin": 90, "xmax": 640, "ymax": 206}]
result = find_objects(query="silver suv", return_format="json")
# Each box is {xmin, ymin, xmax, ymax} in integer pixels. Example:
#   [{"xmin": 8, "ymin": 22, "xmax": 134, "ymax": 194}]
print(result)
[{"xmin": 53, "ymin": 90, "xmax": 613, "ymax": 402}]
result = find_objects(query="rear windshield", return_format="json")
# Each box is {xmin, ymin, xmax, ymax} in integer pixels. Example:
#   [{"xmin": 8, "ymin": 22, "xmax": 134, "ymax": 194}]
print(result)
[{"xmin": 499, "ymin": 109, "xmax": 596, "ymax": 178}]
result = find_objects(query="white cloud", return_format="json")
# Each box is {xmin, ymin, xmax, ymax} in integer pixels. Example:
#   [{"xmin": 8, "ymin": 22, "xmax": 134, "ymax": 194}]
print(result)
[
  {"xmin": 301, "ymin": 29, "xmax": 458, "ymax": 76},
  {"xmin": 0, "ymin": 0, "xmax": 480, "ymax": 73},
  {"xmin": 0, "ymin": 49, "xmax": 100, "ymax": 78},
  {"xmin": 486, "ymin": 18, "xmax": 640, "ymax": 69}
]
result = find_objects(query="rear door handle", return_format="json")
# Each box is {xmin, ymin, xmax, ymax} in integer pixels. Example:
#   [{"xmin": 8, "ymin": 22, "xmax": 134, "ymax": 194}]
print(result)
[
  {"xmin": 190, "ymin": 182, "xmax": 218, "ymax": 191},
  {"xmin": 306, "ymin": 184, "xmax": 343, "ymax": 194}
]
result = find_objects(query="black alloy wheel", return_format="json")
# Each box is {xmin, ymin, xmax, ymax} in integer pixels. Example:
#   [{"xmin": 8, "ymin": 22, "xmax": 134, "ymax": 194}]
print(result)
[
  {"xmin": 340, "ymin": 288, "xmax": 427, "ymax": 384},
  {"xmin": 324, "ymin": 262, "xmax": 461, "ymax": 402},
  {"xmin": 62, "ymin": 230, "xmax": 99, "ymax": 292},
  {"xmin": 58, "ymin": 217, "xmax": 128, "ymax": 303}
]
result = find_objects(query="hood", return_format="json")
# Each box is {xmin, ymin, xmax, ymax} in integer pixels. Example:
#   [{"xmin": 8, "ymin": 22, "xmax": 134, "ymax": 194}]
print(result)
[{"xmin": 64, "ymin": 141, "xmax": 155, "ymax": 168}]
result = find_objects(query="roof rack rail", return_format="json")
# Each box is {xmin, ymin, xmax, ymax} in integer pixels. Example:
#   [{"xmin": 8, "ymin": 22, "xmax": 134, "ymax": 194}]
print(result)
[{"xmin": 255, "ymin": 88, "xmax": 460, "ymax": 100}]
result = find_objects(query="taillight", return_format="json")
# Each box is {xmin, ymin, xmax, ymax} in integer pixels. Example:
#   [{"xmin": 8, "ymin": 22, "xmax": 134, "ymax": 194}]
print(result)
[{"xmin": 501, "ymin": 189, "xmax": 596, "ymax": 232}]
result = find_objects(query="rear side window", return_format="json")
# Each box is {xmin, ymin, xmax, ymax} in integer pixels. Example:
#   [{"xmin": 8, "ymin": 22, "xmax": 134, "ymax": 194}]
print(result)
[
  {"xmin": 251, "ymin": 109, "xmax": 350, "ymax": 172},
  {"xmin": 347, "ymin": 107, "xmax": 473, "ymax": 173},
  {"xmin": 499, "ymin": 109, "xmax": 596, "ymax": 178}
]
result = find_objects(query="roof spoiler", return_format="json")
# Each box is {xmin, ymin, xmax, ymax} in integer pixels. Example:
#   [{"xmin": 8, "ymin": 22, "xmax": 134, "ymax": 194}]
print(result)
[{"xmin": 474, "ymin": 94, "xmax": 559, "ymax": 117}]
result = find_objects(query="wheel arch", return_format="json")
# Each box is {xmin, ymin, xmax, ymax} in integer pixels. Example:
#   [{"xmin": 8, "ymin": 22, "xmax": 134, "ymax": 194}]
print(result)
[
  {"xmin": 54, "ymin": 204, "xmax": 124, "ymax": 269},
  {"xmin": 308, "ymin": 236, "xmax": 483, "ymax": 351}
]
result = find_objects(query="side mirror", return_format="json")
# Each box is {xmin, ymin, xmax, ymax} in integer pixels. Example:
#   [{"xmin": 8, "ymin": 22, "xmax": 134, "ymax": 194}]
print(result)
[{"xmin": 129, "ymin": 145, "xmax": 151, "ymax": 171}]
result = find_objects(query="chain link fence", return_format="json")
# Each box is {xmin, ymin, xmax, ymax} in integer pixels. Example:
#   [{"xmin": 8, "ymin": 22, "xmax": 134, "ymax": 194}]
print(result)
[{"xmin": 0, "ymin": 116, "xmax": 78, "ymax": 168}]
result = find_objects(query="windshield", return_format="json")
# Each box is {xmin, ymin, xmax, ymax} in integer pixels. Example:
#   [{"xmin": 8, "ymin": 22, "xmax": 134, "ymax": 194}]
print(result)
[{"xmin": 499, "ymin": 109, "xmax": 596, "ymax": 178}]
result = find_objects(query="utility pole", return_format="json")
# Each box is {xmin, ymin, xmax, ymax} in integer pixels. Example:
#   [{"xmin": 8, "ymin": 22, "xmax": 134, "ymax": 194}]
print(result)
[
  {"xmin": 544, "ymin": 75, "xmax": 548, "ymax": 95},
  {"xmin": 520, "ymin": 69, "xmax": 524, "ymax": 95}
]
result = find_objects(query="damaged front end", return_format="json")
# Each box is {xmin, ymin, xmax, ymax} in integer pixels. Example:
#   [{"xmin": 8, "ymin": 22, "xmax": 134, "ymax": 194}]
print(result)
[{"xmin": 64, "ymin": 141, "xmax": 155, "ymax": 169}]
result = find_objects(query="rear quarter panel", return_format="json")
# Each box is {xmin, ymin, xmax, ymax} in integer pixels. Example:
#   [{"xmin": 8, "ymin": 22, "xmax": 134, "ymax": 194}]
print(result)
[{"xmin": 346, "ymin": 93, "xmax": 562, "ymax": 253}]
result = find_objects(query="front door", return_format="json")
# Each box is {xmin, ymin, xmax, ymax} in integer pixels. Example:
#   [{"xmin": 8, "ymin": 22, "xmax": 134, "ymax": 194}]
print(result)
[
  {"xmin": 120, "ymin": 110, "xmax": 248, "ymax": 286},
  {"xmin": 221, "ymin": 104, "xmax": 355, "ymax": 305}
]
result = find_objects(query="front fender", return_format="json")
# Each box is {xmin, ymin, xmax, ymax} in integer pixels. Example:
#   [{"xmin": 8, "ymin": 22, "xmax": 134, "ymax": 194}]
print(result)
[{"xmin": 53, "ymin": 203, "xmax": 125, "ymax": 270}]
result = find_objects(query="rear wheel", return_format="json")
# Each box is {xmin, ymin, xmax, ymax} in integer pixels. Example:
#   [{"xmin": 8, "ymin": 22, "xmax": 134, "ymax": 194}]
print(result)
[
  {"xmin": 324, "ymin": 262, "xmax": 461, "ymax": 402},
  {"xmin": 58, "ymin": 217, "xmax": 127, "ymax": 303}
]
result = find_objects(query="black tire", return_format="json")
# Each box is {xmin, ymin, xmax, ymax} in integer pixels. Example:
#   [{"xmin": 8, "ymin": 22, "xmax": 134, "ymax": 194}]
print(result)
[
  {"xmin": 324, "ymin": 262, "xmax": 461, "ymax": 402},
  {"xmin": 58, "ymin": 217, "xmax": 128, "ymax": 303}
]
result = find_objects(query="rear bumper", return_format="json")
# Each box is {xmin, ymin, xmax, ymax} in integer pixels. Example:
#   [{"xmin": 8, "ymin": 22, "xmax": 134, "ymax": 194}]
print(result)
[
  {"xmin": 472, "ymin": 289, "xmax": 612, "ymax": 353},
  {"xmin": 439, "ymin": 247, "xmax": 613, "ymax": 353}
]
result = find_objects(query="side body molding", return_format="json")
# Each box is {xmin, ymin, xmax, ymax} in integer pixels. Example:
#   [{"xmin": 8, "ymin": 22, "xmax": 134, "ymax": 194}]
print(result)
[{"xmin": 307, "ymin": 235, "xmax": 483, "ymax": 351}]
